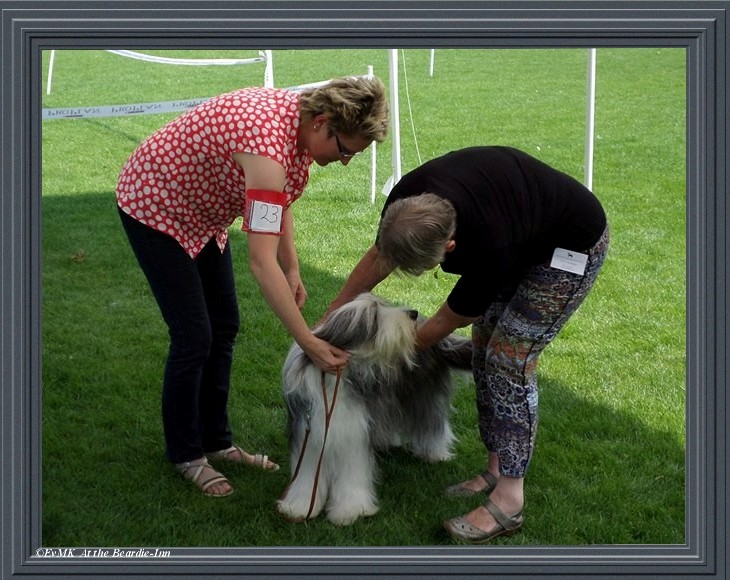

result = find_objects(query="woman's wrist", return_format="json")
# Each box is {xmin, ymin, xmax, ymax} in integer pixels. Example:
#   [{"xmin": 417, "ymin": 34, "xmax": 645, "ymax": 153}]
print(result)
[{"xmin": 295, "ymin": 330, "xmax": 319, "ymax": 353}]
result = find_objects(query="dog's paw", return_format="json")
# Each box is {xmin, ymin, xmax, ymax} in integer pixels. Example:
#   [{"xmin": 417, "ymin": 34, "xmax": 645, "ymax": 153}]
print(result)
[
  {"xmin": 414, "ymin": 449, "xmax": 454, "ymax": 463},
  {"xmin": 326, "ymin": 503, "xmax": 379, "ymax": 526},
  {"xmin": 276, "ymin": 499, "xmax": 324, "ymax": 522}
]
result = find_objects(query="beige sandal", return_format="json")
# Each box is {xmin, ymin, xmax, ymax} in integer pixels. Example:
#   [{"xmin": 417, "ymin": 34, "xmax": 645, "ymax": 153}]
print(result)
[
  {"xmin": 444, "ymin": 470, "xmax": 498, "ymax": 497},
  {"xmin": 206, "ymin": 445, "xmax": 279, "ymax": 472},
  {"xmin": 443, "ymin": 499, "xmax": 524, "ymax": 544},
  {"xmin": 176, "ymin": 457, "xmax": 233, "ymax": 497}
]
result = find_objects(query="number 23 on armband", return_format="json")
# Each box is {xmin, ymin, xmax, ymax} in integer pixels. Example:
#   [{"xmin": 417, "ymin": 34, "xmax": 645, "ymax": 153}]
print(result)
[{"xmin": 243, "ymin": 189, "xmax": 289, "ymax": 235}]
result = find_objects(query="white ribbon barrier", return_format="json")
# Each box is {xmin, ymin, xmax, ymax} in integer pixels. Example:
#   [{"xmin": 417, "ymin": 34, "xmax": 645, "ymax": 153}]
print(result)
[
  {"xmin": 105, "ymin": 50, "xmax": 267, "ymax": 67},
  {"xmin": 42, "ymin": 97, "xmax": 212, "ymax": 120},
  {"xmin": 46, "ymin": 49, "xmax": 273, "ymax": 95}
]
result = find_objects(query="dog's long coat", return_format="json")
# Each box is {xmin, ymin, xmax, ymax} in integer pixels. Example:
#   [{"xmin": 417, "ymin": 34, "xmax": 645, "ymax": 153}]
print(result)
[{"xmin": 277, "ymin": 293, "xmax": 472, "ymax": 526}]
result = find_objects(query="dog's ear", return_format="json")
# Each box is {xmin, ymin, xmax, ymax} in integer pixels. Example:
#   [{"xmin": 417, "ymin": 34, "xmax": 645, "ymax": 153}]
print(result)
[{"xmin": 314, "ymin": 299, "xmax": 378, "ymax": 350}]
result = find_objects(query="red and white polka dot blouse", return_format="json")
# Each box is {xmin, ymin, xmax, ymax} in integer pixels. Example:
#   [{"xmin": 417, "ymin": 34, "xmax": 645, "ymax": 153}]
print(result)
[{"xmin": 116, "ymin": 87, "xmax": 313, "ymax": 258}]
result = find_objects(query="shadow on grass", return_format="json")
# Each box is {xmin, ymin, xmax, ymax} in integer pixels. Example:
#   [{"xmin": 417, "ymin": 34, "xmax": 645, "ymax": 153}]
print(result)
[{"xmin": 41, "ymin": 192, "xmax": 684, "ymax": 547}]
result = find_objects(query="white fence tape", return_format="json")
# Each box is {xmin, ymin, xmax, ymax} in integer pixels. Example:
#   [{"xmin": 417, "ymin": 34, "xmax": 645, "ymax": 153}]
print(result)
[
  {"xmin": 105, "ymin": 50, "xmax": 267, "ymax": 67},
  {"xmin": 42, "ymin": 77, "xmax": 360, "ymax": 121},
  {"xmin": 42, "ymin": 97, "xmax": 212, "ymax": 120},
  {"xmin": 46, "ymin": 49, "xmax": 273, "ymax": 95}
]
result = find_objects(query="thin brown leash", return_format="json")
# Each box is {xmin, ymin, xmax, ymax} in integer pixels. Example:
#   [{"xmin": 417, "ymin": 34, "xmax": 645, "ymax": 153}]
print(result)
[{"xmin": 280, "ymin": 366, "xmax": 343, "ymax": 520}]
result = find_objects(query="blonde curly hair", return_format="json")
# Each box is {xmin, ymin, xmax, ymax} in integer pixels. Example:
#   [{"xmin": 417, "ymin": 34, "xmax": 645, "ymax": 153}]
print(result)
[{"xmin": 299, "ymin": 76, "xmax": 389, "ymax": 143}]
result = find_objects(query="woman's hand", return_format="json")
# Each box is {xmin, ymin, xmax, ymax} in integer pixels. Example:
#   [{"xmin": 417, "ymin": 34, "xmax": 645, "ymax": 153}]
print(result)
[{"xmin": 300, "ymin": 334, "xmax": 351, "ymax": 374}]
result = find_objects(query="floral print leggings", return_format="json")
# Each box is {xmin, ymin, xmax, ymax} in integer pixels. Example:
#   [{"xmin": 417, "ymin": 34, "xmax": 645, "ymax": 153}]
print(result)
[{"xmin": 472, "ymin": 226, "xmax": 610, "ymax": 478}]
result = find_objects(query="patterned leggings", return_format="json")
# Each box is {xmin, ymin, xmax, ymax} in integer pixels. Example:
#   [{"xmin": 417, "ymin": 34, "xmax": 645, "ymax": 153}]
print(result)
[{"xmin": 473, "ymin": 226, "xmax": 609, "ymax": 478}]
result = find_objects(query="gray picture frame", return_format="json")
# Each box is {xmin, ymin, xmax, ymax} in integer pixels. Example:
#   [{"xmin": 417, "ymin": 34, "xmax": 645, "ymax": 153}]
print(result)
[{"xmin": 1, "ymin": 1, "xmax": 726, "ymax": 577}]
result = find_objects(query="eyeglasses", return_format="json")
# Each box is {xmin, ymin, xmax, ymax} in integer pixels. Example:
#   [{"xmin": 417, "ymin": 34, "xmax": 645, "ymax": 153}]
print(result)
[{"xmin": 334, "ymin": 133, "xmax": 359, "ymax": 159}]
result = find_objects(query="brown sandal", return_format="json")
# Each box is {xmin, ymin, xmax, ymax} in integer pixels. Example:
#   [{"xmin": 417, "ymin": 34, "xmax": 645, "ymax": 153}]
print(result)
[{"xmin": 176, "ymin": 457, "xmax": 233, "ymax": 497}]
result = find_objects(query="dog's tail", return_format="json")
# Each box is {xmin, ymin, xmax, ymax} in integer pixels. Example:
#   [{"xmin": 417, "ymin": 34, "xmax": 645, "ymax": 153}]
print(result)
[{"xmin": 433, "ymin": 335, "xmax": 473, "ymax": 371}]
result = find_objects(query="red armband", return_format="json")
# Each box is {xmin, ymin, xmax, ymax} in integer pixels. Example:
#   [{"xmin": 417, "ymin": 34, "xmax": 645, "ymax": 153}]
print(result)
[{"xmin": 243, "ymin": 189, "xmax": 288, "ymax": 236}]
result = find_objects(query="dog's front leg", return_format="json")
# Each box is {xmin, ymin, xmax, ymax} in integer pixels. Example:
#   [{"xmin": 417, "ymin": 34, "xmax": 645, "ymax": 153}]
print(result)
[
  {"xmin": 277, "ymin": 393, "xmax": 329, "ymax": 522},
  {"xmin": 323, "ymin": 388, "xmax": 380, "ymax": 526}
]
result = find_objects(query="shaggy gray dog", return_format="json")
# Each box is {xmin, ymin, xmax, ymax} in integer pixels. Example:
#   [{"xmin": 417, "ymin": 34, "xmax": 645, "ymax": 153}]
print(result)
[{"xmin": 277, "ymin": 292, "xmax": 472, "ymax": 526}]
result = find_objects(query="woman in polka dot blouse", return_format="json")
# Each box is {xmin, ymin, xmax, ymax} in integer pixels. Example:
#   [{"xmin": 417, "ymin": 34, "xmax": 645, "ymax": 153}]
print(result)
[{"xmin": 116, "ymin": 77, "xmax": 389, "ymax": 497}]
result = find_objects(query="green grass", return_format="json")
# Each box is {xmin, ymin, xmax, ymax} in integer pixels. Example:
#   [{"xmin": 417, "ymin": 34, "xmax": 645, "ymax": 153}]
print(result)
[{"xmin": 41, "ymin": 47, "xmax": 686, "ymax": 547}]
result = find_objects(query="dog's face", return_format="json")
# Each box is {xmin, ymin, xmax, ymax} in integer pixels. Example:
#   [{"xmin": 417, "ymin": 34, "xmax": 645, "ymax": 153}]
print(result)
[{"xmin": 315, "ymin": 293, "xmax": 418, "ymax": 366}]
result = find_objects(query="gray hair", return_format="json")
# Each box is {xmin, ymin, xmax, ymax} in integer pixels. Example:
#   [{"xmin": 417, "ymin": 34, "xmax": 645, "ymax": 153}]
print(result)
[{"xmin": 376, "ymin": 193, "xmax": 456, "ymax": 275}]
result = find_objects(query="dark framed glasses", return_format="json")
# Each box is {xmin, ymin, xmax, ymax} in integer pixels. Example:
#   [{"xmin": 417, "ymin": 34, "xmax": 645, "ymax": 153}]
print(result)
[{"xmin": 334, "ymin": 133, "xmax": 359, "ymax": 159}]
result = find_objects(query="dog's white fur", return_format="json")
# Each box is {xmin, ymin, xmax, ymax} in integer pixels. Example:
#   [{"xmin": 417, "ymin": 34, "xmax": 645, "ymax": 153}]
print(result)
[{"xmin": 277, "ymin": 292, "xmax": 472, "ymax": 526}]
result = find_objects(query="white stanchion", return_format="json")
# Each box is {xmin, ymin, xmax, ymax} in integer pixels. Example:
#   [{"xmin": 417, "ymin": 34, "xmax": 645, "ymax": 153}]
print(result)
[
  {"xmin": 367, "ymin": 65, "xmax": 378, "ymax": 204},
  {"xmin": 46, "ymin": 49, "xmax": 56, "ymax": 95},
  {"xmin": 263, "ymin": 50, "xmax": 274, "ymax": 88},
  {"xmin": 420, "ymin": 48, "xmax": 598, "ymax": 190},
  {"xmin": 383, "ymin": 48, "xmax": 402, "ymax": 197},
  {"xmin": 584, "ymin": 48, "xmax": 597, "ymax": 190}
]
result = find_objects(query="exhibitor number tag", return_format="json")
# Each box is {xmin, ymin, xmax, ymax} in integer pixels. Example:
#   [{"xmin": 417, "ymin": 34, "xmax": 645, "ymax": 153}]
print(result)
[
  {"xmin": 249, "ymin": 200, "xmax": 283, "ymax": 233},
  {"xmin": 243, "ymin": 189, "xmax": 288, "ymax": 236},
  {"xmin": 550, "ymin": 248, "xmax": 588, "ymax": 276}
]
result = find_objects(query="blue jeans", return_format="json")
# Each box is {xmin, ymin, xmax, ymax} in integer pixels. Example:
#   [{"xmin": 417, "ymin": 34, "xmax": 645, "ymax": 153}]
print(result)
[{"xmin": 118, "ymin": 207, "xmax": 240, "ymax": 463}]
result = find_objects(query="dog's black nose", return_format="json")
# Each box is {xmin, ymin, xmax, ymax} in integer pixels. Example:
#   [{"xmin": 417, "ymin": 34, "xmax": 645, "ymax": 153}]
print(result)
[{"xmin": 408, "ymin": 309, "xmax": 418, "ymax": 320}]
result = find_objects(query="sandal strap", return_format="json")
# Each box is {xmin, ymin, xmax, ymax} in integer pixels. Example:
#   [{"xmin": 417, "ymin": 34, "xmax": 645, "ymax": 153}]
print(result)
[
  {"xmin": 207, "ymin": 445, "xmax": 241, "ymax": 461},
  {"xmin": 483, "ymin": 498, "xmax": 523, "ymax": 532},
  {"xmin": 177, "ymin": 458, "xmax": 208, "ymax": 479},
  {"xmin": 444, "ymin": 470, "xmax": 498, "ymax": 497},
  {"xmin": 197, "ymin": 473, "xmax": 230, "ymax": 493},
  {"xmin": 480, "ymin": 471, "xmax": 498, "ymax": 491},
  {"xmin": 177, "ymin": 458, "xmax": 231, "ymax": 492},
  {"xmin": 208, "ymin": 445, "xmax": 279, "ymax": 471}
]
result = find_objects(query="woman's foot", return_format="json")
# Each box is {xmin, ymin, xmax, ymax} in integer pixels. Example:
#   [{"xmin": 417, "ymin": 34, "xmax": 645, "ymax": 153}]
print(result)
[
  {"xmin": 446, "ymin": 478, "xmax": 524, "ymax": 535},
  {"xmin": 444, "ymin": 470, "xmax": 498, "ymax": 497},
  {"xmin": 444, "ymin": 498, "xmax": 523, "ymax": 543},
  {"xmin": 444, "ymin": 476, "xmax": 525, "ymax": 542},
  {"xmin": 207, "ymin": 445, "xmax": 280, "ymax": 471},
  {"xmin": 176, "ymin": 457, "xmax": 233, "ymax": 497},
  {"xmin": 457, "ymin": 499, "xmax": 522, "ymax": 534}
]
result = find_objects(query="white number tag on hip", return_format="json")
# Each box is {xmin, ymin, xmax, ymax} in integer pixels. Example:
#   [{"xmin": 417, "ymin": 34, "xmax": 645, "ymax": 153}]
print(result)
[{"xmin": 550, "ymin": 248, "xmax": 588, "ymax": 276}]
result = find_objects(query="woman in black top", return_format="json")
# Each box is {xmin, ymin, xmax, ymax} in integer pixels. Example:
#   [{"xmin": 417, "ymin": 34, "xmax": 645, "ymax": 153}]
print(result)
[{"xmin": 325, "ymin": 146, "xmax": 609, "ymax": 543}]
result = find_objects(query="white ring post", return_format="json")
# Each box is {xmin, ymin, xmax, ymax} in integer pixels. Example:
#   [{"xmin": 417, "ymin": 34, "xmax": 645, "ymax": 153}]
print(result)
[
  {"xmin": 367, "ymin": 65, "xmax": 378, "ymax": 203},
  {"xmin": 46, "ymin": 49, "xmax": 56, "ymax": 95},
  {"xmin": 385, "ymin": 48, "xmax": 402, "ymax": 196},
  {"xmin": 585, "ymin": 48, "xmax": 597, "ymax": 190},
  {"xmin": 263, "ymin": 50, "xmax": 274, "ymax": 88}
]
